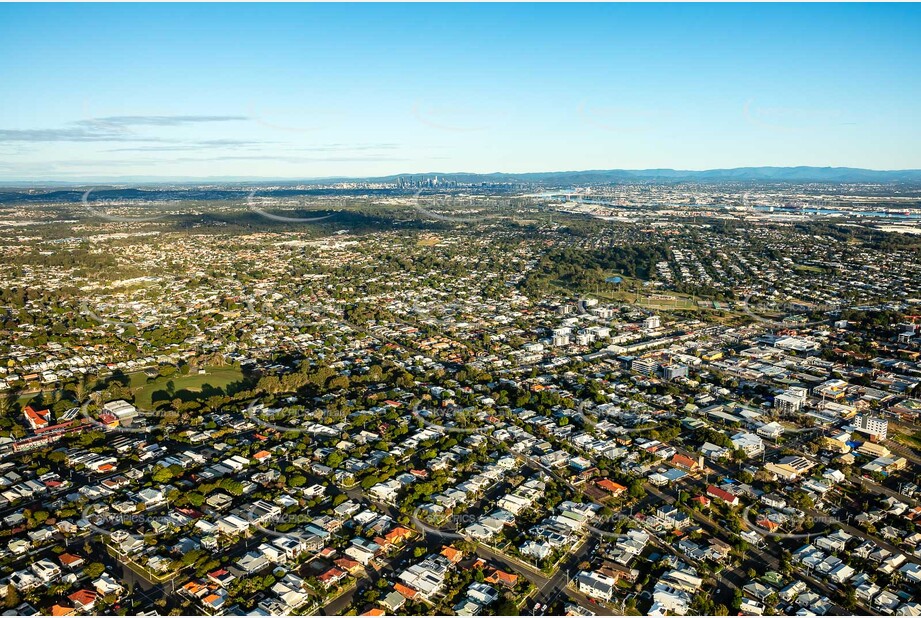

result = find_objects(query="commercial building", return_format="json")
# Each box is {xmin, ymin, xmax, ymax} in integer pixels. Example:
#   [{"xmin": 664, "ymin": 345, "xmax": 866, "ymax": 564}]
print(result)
[{"xmin": 854, "ymin": 414, "xmax": 888, "ymax": 441}]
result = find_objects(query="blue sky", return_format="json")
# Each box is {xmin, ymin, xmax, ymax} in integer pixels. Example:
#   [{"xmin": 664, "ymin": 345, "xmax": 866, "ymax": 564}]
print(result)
[{"xmin": 1, "ymin": 3, "xmax": 920, "ymax": 180}]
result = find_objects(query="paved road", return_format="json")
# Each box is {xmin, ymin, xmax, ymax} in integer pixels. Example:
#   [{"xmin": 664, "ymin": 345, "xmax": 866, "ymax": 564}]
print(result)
[
  {"xmin": 652, "ymin": 467, "xmax": 856, "ymax": 614},
  {"xmin": 848, "ymin": 473, "xmax": 919, "ymax": 507},
  {"xmin": 319, "ymin": 580, "xmax": 360, "ymax": 616},
  {"xmin": 406, "ymin": 505, "xmax": 611, "ymax": 616},
  {"xmin": 475, "ymin": 537, "xmax": 614, "ymax": 616}
]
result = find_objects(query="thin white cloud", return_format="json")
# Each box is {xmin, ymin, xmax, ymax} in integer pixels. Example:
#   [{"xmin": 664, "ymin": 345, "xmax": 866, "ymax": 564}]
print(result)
[
  {"xmin": 106, "ymin": 139, "xmax": 269, "ymax": 152},
  {"xmin": 0, "ymin": 128, "xmax": 162, "ymax": 142},
  {"xmin": 0, "ymin": 115, "xmax": 250, "ymax": 142},
  {"xmin": 79, "ymin": 115, "xmax": 248, "ymax": 128}
]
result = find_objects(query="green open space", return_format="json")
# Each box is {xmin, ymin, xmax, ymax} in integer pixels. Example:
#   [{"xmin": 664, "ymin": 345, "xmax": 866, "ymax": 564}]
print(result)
[
  {"xmin": 893, "ymin": 430, "xmax": 921, "ymax": 450},
  {"xmin": 132, "ymin": 366, "xmax": 247, "ymax": 409}
]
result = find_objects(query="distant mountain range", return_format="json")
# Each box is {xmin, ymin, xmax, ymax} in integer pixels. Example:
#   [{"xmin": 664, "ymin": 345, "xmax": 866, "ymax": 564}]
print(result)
[
  {"xmin": 2, "ymin": 166, "xmax": 921, "ymax": 188},
  {"xmin": 373, "ymin": 166, "xmax": 921, "ymax": 184}
]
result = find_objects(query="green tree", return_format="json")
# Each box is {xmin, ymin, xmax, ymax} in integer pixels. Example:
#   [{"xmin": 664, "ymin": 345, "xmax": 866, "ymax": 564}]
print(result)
[
  {"xmin": 629, "ymin": 479, "xmax": 647, "ymax": 499},
  {"xmin": 85, "ymin": 562, "xmax": 105, "ymax": 579}
]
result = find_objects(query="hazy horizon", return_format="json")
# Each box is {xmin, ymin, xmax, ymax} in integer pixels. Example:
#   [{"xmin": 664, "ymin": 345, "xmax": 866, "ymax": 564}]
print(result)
[
  {"xmin": 5, "ymin": 165, "xmax": 921, "ymax": 187},
  {"xmin": 2, "ymin": 3, "xmax": 920, "ymax": 180}
]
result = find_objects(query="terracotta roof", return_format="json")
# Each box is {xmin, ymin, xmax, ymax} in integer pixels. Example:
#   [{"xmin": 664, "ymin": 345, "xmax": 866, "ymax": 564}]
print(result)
[
  {"xmin": 385, "ymin": 526, "xmax": 413, "ymax": 542},
  {"xmin": 68, "ymin": 590, "xmax": 97, "ymax": 607},
  {"xmin": 671, "ymin": 454, "xmax": 699, "ymax": 470},
  {"xmin": 59, "ymin": 553, "xmax": 84, "ymax": 566},
  {"xmin": 706, "ymin": 485, "xmax": 738, "ymax": 504},
  {"xmin": 24, "ymin": 405, "xmax": 49, "ymax": 428},
  {"xmin": 596, "ymin": 479, "xmax": 627, "ymax": 493},
  {"xmin": 394, "ymin": 583, "xmax": 418, "ymax": 599},
  {"xmin": 335, "ymin": 557, "xmax": 361, "ymax": 570},
  {"xmin": 486, "ymin": 569, "xmax": 518, "ymax": 586},
  {"xmin": 24, "ymin": 405, "xmax": 49, "ymax": 417},
  {"xmin": 440, "ymin": 545, "xmax": 463, "ymax": 563},
  {"xmin": 207, "ymin": 568, "xmax": 234, "ymax": 584},
  {"xmin": 203, "ymin": 593, "xmax": 223, "ymax": 606},
  {"xmin": 182, "ymin": 581, "xmax": 209, "ymax": 596},
  {"xmin": 318, "ymin": 567, "xmax": 346, "ymax": 582}
]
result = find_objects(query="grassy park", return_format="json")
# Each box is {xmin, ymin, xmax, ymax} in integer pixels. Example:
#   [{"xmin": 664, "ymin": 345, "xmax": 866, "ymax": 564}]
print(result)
[{"xmin": 132, "ymin": 366, "xmax": 247, "ymax": 409}]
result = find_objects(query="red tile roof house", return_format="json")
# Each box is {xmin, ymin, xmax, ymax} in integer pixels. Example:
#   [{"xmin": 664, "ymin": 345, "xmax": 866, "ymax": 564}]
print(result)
[
  {"xmin": 68, "ymin": 590, "xmax": 98, "ymax": 613},
  {"xmin": 207, "ymin": 568, "xmax": 236, "ymax": 587},
  {"xmin": 334, "ymin": 557, "xmax": 364, "ymax": 574},
  {"xmin": 485, "ymin": 568, "xmax": 519, "ymax": 588},
  {"xmin": 317, "ymin": 567, "xmax": 347, "ymax": 588},
  {"xmin": 596, "ymin": 478, "xmax": 627, "ymax": 495},
  {"xmin": 252, "ymin": 450, "xmax": 272, "ymax": 463},
  {"xmin": 394, "ymin": 583, "xmax": 420, "ymax": 600},
  {"xmin": 181, "ymin": 580, "xmax": 209, "ymax": 597},
  {"xmin": 58, "ymin": 553, "xmax": 85, "ymax": 571},
  {"xmin": 670, "ymin": 453, "xmax": 700, "ymax": 472},
  {"xmin": 706, "ymin": 485, "xmax": 739, "ymax": 507},
  {"xmin": 201, "ymin": 591, "xmax": 227, "ymax": 614},
  {"xmin": 440, "ymin": 546, "xmax": 463, "ymax": 564},
  {"xmin": 373, "ymin": 536, "xmax": 393, "ymax": 553},
  {"xmin": 691, "ymin": 495, "xmax": 711, "ymax": 508},
  {"xmin": 384, "ymin": 526, "xmax": 414, "ymax": 545},
  {"xmin": 756, "ymin": 518, "xmax": 780, "ymax": 533}
]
